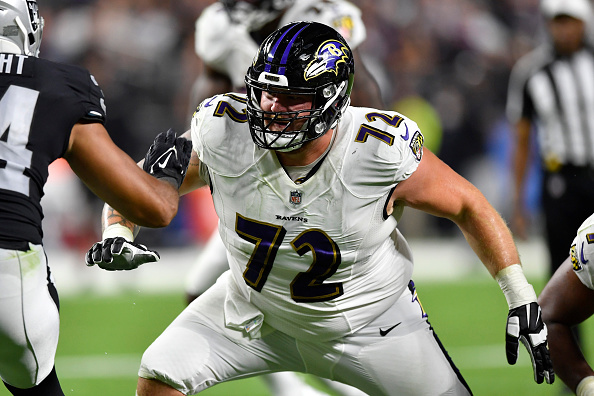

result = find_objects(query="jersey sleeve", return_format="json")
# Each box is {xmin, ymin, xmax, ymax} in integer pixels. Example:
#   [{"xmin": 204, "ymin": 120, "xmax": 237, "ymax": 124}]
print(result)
[
  {"xmin": 360, "ymin": 111, "xmax": 423, "ymax": 184},
  {"xmin": 326, "ymin": 0, "xmax": 366, "ymax": 49},
  {"xmin": 393, "ymin": 121, "xmax": 424, "ymax": 183},
  {"xmin": 570, "ymin": 213, "xmax": 594, "ymax": 290},
  {"xmin": 191, "ymin": 97, "xmax": 209, "ymax": 164},
  {"xmin": 282, "ymin": 0, "xmax": 366, "ymax": 49},
  {"xmin": 65, "ymin": 67, "xmax": 106, "ymax": 124},
  {"xmin": 190, "ymin": 94, "xmax": 231, "ymax": 169},
  {"xmin": 340, "ymin": 108, "xmax": 423, "ymax": 197},
  {"xmin": 80, "ymin": 73, "xmax": 106, "ymax": 123}
]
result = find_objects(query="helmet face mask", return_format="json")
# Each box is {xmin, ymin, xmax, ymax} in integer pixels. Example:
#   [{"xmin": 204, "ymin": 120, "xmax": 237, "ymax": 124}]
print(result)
[
  {"xmin": 245, "ymin": 21, "xmax": 354, "ymax": 152},
  {"xmin": 220, "ymin": 0, "xmax": 294, "ymax": 31},
  {"xmin": 251, "ymin": 88, "xmax": 320, "ymax": 151},
  {"xmin": 0, "ymin": 0, "xmax": 43, "ymax": 56}
]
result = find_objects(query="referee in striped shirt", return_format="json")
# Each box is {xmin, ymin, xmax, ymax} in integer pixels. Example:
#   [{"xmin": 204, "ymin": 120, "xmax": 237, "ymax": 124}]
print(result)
[{"xmin": 507, "ymin": 0, "xmax": 594, "ymax": 278}]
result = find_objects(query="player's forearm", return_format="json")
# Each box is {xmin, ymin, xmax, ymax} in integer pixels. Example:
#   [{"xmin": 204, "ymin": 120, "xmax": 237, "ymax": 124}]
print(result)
[
  {"xmin": 101, "ymin": 204, "xmax": 140, "ymax": 241},
  {"xmin": 456, "ymin": 198, "xmax": 520, "ymax": 277},
  {"xmin": 547, "ymin": 322, "xmax": 594, "ymax": 392},
  {"xmin": 455, "ymin": 199, "xmax": 540, "ymax": 311}
]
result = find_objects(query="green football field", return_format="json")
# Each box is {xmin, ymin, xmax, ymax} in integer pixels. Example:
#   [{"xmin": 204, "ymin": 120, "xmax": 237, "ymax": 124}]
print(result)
[{"xmin": 1, "ymin": 277, "xmax": 587, "ymax": 396}]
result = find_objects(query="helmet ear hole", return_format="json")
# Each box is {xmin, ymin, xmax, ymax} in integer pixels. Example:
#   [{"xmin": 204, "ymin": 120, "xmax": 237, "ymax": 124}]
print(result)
[{"xmin": 322, "ymin": 85, "xmax": 336, "ymax": 99}]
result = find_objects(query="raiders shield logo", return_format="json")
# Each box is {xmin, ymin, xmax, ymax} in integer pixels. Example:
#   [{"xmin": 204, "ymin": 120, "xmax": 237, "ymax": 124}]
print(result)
[{"xmin": 289, "ymin": 190, "xmax": 302, "ymax": 206}]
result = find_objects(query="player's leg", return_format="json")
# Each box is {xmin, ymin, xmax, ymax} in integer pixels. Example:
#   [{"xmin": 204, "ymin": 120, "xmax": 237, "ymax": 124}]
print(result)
[
  {"xmin": 183, "ymin": 235, "xmax": 337, "ymax": 396},
  {"xmin": 261, "ymin": 372, "xmax": 332, "ymax": 396},
  {"xmin": 137, "ymin": 378, "xmax": 183, "ymax": 396},
  {"xmin": 0, "ymin": 245, "xmax": 64, "ymax": 395},
  {"xmin": 332, "ymin": 280, "xmax": 472, "ymax": 396},
  {"xmin": 138, "ymin": 271, "xmax": 308, "ymax": 395},
  {"xmin": 184, "ymin": 231, "xmax": 229, "ymax": 304},
  {"xmin": 318, "ymin": 378, "xmax": 368, "ymax": 396}
]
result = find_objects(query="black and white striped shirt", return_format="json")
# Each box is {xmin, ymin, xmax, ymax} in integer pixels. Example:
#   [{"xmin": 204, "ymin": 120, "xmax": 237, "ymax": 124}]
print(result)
[{"xmin": 507, "ymin": 44, "xmax": 594, "ymax": 169}]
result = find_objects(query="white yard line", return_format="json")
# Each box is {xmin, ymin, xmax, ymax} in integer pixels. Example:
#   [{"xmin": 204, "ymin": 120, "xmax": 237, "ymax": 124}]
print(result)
[{"xmin": 54, "ymin": 344, "xmax": 528, "ymax": 379}]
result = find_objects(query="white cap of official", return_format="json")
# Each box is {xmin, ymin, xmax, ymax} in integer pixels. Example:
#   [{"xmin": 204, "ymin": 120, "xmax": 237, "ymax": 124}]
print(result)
[{"xmin": 541, "ymin": 0, "xmax": 593, "ymax": 21}]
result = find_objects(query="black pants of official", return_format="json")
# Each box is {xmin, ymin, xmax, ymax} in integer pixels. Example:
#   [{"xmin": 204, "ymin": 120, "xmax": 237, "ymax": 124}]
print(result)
[{"xmin": 542, "ymin": 166, "xmax": 594, "ymax": 276}]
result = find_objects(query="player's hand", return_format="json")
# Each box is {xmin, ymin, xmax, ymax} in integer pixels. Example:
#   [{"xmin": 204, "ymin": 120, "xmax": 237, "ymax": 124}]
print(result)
[
  {"xmin": 143, "ymin": 128, "xmax": 192, "ymax": 189},
  {"xmin": 85, "ymin": 237, "xmax": 160, "ymax": 271},
  {"xmin": 505, "ymin": 302, "xmax": 555, "ymax": 384}
]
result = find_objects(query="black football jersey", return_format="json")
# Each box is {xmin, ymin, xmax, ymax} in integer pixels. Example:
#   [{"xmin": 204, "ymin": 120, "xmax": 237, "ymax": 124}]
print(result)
[{"xmin": 0, "ymin": 53, "xmax": 106, "ymax": 250}]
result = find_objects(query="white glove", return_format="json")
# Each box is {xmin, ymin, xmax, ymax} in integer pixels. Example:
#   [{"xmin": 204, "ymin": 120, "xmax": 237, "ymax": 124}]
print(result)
[
  {"xmin": 85, "ymin": 237, "xmax": 159, "ymax": 271},
  {"xmin": 505, "ymin": 302, "xmax": 555, "ymax": 384}
]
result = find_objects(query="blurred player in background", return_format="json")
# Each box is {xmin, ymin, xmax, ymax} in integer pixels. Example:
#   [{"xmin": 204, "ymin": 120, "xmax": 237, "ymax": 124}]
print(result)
[
  {"xmin": 189, "ymin": 0, "xmax": 383, "ymax": 114},
  {"xmin": 186, "ymin": 1, "xmax": 382, "ymax": 394},
  {"xmin": 539, "ymin": 213, "xmax": 594, "ymax": 396},
  {"xmin": 0, "ymin": 1, "xmax": 191, "ymax": 395}
]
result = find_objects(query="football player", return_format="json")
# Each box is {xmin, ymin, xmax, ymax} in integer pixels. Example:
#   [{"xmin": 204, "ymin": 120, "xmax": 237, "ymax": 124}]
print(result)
[
  {"xmin": 0, "ymin": 1, "xmax": 191, "ymax": 395},
  {"xmin": 88, "ymin": 22, "xmax": 553, "ymax": 395},
  {"xmin": 539, "ymin": 213, "xmax": 594, "ymax": 396},
  {"xmin": 188, "ymin": 1, "xmax": 382, "ymax": 394}
]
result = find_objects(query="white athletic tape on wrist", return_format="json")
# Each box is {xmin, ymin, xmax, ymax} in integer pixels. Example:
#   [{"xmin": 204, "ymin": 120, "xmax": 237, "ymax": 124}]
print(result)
[
  {"xmin": 577, "ymin": 376, "xmax": 594, "ymax": 396},
  {"xmin": 102, "ymin": 224, "xmax": 134, "ymax": 242},
  {"xmin": 495, "ymin": 264, "xmax": 537, "ymax": 309}
]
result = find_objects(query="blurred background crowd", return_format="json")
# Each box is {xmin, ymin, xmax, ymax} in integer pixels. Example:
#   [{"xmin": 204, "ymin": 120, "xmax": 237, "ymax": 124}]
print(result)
[{"xmin": 40, "ymin": 0, "xmax": 553, "ymax": 251}]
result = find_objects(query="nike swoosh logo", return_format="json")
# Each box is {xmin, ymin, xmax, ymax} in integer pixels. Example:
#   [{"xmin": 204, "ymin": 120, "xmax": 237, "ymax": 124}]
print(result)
[
  {"xmin": 400, "ymin": 124, "xmax": 409, "ymax": 140},
  {"xmin": 581, "ymin": 242, "xmax": 589, "ymax": 264},
  {"xmin": 379, "ymin": 322, "xmax": 402, "ymax": 337},
  {"xmin": 158, "ymin": 151, "xmax": 173, "ymax": 168}
]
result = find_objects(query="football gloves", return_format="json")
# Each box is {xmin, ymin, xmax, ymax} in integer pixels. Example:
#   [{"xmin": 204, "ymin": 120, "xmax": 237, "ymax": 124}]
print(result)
[
  {"xmin": 505, "ymin": 302, "xmax": 555, "ymax": 384},
  {"xmin": 143, "ymin": 128, "xmax": 192, "ymax": 189},
  {"xmin": 85, "ymin": 237, "xmax": 159, "ymax": 271}
]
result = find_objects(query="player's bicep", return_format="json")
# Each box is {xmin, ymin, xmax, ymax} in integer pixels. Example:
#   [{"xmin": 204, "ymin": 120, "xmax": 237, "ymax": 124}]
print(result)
[
  {"xmin": 391, "ymin": 149, "xmax": 478, "ymax": 220},
  {"xmin": 539, "ymin": 258, "xmax": 594, "ymax": 326}
]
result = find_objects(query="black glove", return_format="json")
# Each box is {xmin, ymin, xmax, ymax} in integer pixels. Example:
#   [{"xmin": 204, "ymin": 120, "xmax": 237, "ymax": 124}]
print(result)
[
  {"xmin": 85, "ymin": 237, "xmax": 160, "ymax": 271},
  {"xmin": 505, "ymin": 302, "xmax": 555, "ymax": 384},
  {"xmin": 143, "ymin": 128, "xmax": 192, "ymax": 189}
]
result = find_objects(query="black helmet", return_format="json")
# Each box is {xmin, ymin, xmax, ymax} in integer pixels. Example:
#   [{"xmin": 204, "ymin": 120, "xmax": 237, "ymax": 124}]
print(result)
[{"xmin": 245, "ymin": 21, "xmax": 355, "ymax": 151}]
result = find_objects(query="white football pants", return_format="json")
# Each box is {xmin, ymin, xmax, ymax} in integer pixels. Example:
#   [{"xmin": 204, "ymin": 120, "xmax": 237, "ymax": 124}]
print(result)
[
  {"xmin": 140, "ymin": 271, "xmax": 471, "ymax": 395},
  {"xmin": 0, "ymin": 244, "xmax": 59, "ymax": 388}
]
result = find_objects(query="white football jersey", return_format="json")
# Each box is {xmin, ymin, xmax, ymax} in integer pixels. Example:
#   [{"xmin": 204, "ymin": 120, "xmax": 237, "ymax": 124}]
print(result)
[
  {"xmin": 191, "ymin": 94, "xmax": 423, "ymax": 341},
  {"xmin": 194, "ymin": 0, "xmax": 366, "ymax": 89},
  {"xmin": 570, "ymin": 213, "xmax": 594, "ymax": 290}
]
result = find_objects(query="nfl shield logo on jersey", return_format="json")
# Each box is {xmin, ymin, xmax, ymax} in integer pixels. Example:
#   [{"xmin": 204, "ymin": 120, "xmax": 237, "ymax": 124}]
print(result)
[{"xmin": 289, "ymin": 190, "xmax": 302, "ymax": 206}]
